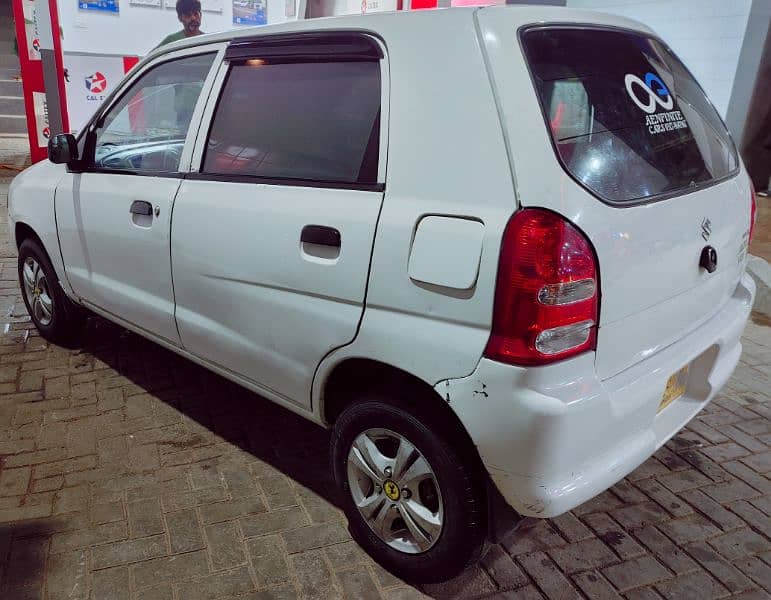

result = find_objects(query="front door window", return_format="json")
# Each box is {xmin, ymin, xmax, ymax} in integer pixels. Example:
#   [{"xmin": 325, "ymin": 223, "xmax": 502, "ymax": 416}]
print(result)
[{"xmin": 93, "ymin": 52, "xmax": 215, "ymax": 173}]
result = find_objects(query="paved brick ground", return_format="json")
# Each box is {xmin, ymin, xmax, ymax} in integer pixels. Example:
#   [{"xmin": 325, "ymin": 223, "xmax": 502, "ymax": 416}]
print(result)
[
  {"xmin": 0, "ymin": 138, "xmax": 30, "ymax": 176},
  {"xmin": 0, "ymin": 177, "xmax": 769, "ymax": 600}
]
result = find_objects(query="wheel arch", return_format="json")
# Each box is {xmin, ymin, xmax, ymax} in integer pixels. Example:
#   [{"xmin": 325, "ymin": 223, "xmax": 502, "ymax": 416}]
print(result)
[
  {"xmin": 15, "ymin": 221, "xmax": 44, "ymax": 250},
  {"xmin": 320, "ymin": 357, "xmax": 483, "ymax": 472}
]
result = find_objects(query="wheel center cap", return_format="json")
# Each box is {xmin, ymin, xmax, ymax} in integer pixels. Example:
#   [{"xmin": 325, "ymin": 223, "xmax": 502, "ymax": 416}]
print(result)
[{"xmin": 383, "ymin": 479, "xmax": 400, "ymax": 501}]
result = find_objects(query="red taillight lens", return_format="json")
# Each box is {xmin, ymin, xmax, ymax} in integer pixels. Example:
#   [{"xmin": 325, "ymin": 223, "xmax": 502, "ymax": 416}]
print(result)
[
  {"xmin": 749, "ymin": 180, "xmax": 757, "ymax": 243},
  {"xmin": 484, "ymin": 208, "xmax": 599, "ymax": 366}
]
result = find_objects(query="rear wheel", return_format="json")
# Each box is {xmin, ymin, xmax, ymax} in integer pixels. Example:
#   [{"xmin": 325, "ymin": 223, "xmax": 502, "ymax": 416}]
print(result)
[
  {"xmin": 331, "ymin": 399, "xmax": 486, "ymax": 583},
  {"xmin": 18, "ymin": 238, "xmax": 83, "ymax": 345}
]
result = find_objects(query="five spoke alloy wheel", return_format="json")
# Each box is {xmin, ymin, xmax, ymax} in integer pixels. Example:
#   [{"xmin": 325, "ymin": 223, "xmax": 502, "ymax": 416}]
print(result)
[
  {"xmin": 347, "ymin": 428, "xmax": 443, "ymax": 554},
  {"xmin": 22, "ymin": 256, "xmax": 54, "ymax": 326},
  {"xmin": 333, "ymin": 400, "xmax": 488, "ymax": 582},
  {"xmin": 17, "ymin": 238, "xmax": 84, "ymax": 344}
]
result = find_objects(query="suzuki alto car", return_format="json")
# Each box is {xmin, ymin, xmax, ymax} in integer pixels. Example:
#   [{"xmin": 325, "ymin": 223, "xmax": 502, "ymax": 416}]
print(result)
[{"xmin": 9, "ymin": 6, "xmax": 757, "ymax": 582}]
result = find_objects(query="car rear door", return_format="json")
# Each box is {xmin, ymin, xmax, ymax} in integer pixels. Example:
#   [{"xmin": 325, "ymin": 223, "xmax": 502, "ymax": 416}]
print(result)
[
  {"xmin": 477, "ymin": 10, "xmax": 752, "ymax": 379},
  {"xmin": 171, "ymin": 33, "xmax": 386, "ymax": 408}
]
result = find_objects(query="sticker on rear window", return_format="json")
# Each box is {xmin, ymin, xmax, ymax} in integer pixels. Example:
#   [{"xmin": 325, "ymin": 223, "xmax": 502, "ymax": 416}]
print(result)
[{"xmin": 625, "ymin": 72, "xmax": 688, "ymax": 135}]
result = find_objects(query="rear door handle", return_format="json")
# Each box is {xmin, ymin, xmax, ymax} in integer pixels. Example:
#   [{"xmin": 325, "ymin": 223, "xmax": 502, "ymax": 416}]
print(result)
[
  {"xmin": 301, "ymin": 225, "xmax": 341, "ymax": 248},
  {"xmin": 130, "ymin": 200, "xmax": 153, "ymax": 216}
]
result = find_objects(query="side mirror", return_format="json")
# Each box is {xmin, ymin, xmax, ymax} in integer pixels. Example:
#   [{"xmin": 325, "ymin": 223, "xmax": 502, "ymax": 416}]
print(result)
[{"xmin": 48, "ymin": 133, "xmax": 79, "ymax": 165}]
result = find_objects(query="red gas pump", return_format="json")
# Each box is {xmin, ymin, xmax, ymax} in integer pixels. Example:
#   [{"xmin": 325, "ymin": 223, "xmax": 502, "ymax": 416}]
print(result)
[{"xmin": 12, "ymin": 0, "xmax": 69, "ymax": 163}]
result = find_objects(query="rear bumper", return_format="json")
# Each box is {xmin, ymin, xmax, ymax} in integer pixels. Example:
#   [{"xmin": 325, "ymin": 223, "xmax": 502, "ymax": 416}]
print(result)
[{"xmin": 439, "ymin": 273, "xmax": 755, "ymax": 518}]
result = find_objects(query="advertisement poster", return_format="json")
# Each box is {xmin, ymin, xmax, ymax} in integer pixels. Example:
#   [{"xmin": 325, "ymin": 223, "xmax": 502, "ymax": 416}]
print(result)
[
  {"xmin": 449, "ymin": 0, "xmax": 503, "ymax": 5},
  {"xmin": 130, "ymin": 0, "xmax": 161, "ymax": 6},
  {"xmin": 202, "ymin": 0, "xmax": 223, "ymax": 12},
  {"xmin": 165, "ymin": 0, "xmax": 221, "ymax": 9},
  {"xmin": 32, "ymin": 91, "xmax": 50, "ymax": 149},
  {"xmin": 78, "ymin": 0, "xmax": 120, "ymax": 13},
  {"xmin": 232, "ymin": 0, "xmax": 266, "ymax": 25},
  {"xmin": 22, "ymin": 0, "xmax": 40, "ymax": 60},
  {"xmin": 347, "ymin": 0, "xmax": 396, "ymax": 13},
  {"xmin": 64, "ymin": 53, "xmax": 129, "ymax": 133}
]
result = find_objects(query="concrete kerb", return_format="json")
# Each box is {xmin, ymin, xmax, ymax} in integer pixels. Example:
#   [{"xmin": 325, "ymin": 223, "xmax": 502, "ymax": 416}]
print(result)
[
  {"xmin": 0, "ymin": 135, "xmax": 31, "ymax": 175},
  {"xmin": 748, "ymin": 254, "xmax": 771, "ymax": 318}
]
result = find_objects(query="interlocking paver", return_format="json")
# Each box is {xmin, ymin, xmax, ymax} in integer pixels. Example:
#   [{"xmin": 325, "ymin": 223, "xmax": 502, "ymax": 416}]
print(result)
[
  {"xmin": 240, "ymin": 505, "xmax": 309, "ymax": 538},
  {"xmin": 282, "ymin": 521, "xmax": 350, "ymax": 554},
  {"xmin": 0, "ymin": 178, "xmax": 769, "ymax": 598},
  {"xmin": 519, "ymin": 551, "xmax": 582, "ymax": 600},
  {"xmin": 708, "ymin": 528, "xmax": 771, "ymax": 561},
  {"xmin": 655, "ymin": 570, "xmax": 731, "ymax": 599},
  {"xmin": 601, "ymin": 555, "xmax": 671, "ymax": 592},
  {"xmin": 92, "ymin": 566, "xmax": 130, "ymax": 600},
  {"xmin": 92, "ymin": 533, "xmax": 168, "ymax": 569},
  {"xmin": 547, "ymin": 537, "xmax": 619, "ymax": 574},
  {"xmin": 289, "ymin": 549, "xmax": 340, "ymax": 598},
  {"xmin": 734, "ymin": 556, "xmax": 771, "ymax": 591},
  {"xmin": 174, "ymin": 565, "xmax": 256, "ymax": 600},
  {"xmin": 582, "ymin": 512, "xmax": 647, "ymax": 559},
  {"xmin": 572, "ymin": 570, "xmax": 622, "ymax": 599},
  {"xmin": 204, "ymin": 520, "xmax": 245, "ymax": 571},
  {"xmin": 337, "ymin": 566, "xmax": 383, "ymax": 599},
  {"xmin": 247, "ymin": 534, "xmax": 292, "ymax": 586},
  {"xmin": 130, "ymin": 549, "xmax": 209, "ymax": 588},
  {"xmin": 480, "ymin": 545, "xmax": 528, "ymax": 589},
  {"xmin": 199, "ymin": 495, "xmax": 267, "ymax": 524},
  {"xmin": 685, "ymin": 540, "xmax": 756, "ymax": 594},
  {"xmin": 633, "ymin": 525, "xmax": 699, "ymax": 575}
]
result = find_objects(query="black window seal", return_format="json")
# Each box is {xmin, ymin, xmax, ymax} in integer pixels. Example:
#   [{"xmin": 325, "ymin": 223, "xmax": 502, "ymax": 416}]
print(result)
[
  {"xmin": 199, "ymin": 31, "xmax": 384, "ymax": 191},
  {"xmin": 517, "ymin": 23, "xmax": 741, "ymax": 208},
  {"xmin": 186, "ymin": 171, "xmax": 384, "ymax": 192},
  {"xmin": 224, "ymin": 31, "xmax": 384, "ymax": 63},
  {"xmin": 74, "ymin": 168, "xmax": 184, "ymax": 178}
]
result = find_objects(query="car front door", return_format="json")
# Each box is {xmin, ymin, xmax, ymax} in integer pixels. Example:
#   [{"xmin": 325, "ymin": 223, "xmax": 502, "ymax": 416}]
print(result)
[
  {"xmin": 172, "ymin": 34, "xmax": 386, "ymax": 407},
  {"xmin": 55, "ymin": 49, "xmax": 219, "ymax": 343}
]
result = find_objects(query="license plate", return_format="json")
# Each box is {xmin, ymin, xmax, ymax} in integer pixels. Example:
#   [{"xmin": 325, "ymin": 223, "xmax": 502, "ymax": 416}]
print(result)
[{"xmin": 659, "ymin": 365, "xmax": 689, "ymax": 412}]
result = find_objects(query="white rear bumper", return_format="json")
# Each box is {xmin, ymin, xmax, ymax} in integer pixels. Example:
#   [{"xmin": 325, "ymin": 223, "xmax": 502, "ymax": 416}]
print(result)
[{"xmin": 439, "ymin": 273, "xmax": 755, "ymax": 518}]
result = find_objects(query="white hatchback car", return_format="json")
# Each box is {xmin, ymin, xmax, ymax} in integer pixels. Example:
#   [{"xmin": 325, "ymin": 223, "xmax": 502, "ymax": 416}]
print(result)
[{"xmin": 9, "ymin": 6, "xmax": 757, "ymax": 582}]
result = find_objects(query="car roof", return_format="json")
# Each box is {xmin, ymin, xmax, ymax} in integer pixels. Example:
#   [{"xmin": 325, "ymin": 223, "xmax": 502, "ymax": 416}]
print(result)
[{"xmin": 146, "ymin": 5, "xmax": 655, "ymax": 62}]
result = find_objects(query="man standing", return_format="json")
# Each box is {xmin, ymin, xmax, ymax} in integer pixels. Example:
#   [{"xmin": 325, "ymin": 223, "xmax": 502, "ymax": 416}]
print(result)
[{"xmin": 157, "ymin": 0, "xmax": 204, "ymax": 48}]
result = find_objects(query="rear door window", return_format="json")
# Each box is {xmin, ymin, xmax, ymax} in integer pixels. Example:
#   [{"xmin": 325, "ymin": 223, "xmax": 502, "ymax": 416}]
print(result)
[
  {"xmin": 202, "ymin": 59, "xmax": 381, "ymax": 186},
  {"xmin": 522, "ymin": 27, "xmax": 738, "ymax": 204}
]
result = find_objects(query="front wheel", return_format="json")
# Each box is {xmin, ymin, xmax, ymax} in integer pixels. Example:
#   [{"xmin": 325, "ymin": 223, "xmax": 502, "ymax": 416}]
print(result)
[
  {"xmin": 18, "ymin": 238, "xmax": 83, "ymax": 345},
  {"xmin": 331, "ymin": 400, "xmax": 486, "ymax": 583}
]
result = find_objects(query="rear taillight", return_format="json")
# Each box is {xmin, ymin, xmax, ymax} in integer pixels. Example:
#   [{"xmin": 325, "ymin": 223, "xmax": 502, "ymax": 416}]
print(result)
[
  {"xmin": 484, "ymin": 208, "xmax": 599, "ymax": 366},
  {"xmin": 749, "ymin": 180, "xmax": 757, "ymax": 243}
]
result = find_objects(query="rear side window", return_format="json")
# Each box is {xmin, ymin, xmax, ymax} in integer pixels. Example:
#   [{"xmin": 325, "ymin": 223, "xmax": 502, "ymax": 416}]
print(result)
[
  {"xmin": 522, "ymin": 27, "xmax": 738, "ymax": 204},
  {"xmin": 203, "ymin": 60, "xmax": 380, "ymax": 185}
]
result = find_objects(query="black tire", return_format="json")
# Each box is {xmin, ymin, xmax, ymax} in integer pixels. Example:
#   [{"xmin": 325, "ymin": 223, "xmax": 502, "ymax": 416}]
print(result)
[
  {"xmin": 331, "ymin": 399, "xmax": 486, "ymax": 583},
  {"xmin": 17, "ymin": 238, "xmax": 83, "ymax": 345}
]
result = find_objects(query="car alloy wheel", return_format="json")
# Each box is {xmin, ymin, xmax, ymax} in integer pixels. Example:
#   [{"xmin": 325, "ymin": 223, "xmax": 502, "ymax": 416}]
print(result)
[
  {"xmin": 346, "ymin": 427, "xmax": 443, "ymax": 554},
  {"xmin": 22, "ymin": 256, "xmax": 54, "ymax": 327}
]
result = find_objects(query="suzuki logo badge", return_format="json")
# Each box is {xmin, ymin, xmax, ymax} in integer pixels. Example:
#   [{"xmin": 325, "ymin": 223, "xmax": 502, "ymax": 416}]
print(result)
[{"xmin": 701, "ymin": 218, "xmax": 712, "ymax": 242}]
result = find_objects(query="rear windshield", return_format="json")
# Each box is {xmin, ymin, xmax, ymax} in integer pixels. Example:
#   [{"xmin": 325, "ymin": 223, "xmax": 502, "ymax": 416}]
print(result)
[{"xmin": 522, "ymin": 27, "xmax": 738, "ymax": 204}]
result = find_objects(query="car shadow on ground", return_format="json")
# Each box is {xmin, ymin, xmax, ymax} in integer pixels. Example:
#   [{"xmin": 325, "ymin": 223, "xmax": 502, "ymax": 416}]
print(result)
[
  {"xmin": 78, "ymin": 315, "xmax": 338, "ymax": 505},
  {"xmin": 74, "ymin": 314, "xmax": 529, "ymax": 596},
  {"xmin": 0, "ymin": 521, "xmax": 64, "ymax": 597}
]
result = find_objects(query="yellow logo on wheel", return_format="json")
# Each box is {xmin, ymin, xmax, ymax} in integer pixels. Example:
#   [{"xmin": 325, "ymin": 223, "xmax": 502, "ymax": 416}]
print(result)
[{"xmin": 383, "ymin": 479, "xmax": 400, "ymax": 501}]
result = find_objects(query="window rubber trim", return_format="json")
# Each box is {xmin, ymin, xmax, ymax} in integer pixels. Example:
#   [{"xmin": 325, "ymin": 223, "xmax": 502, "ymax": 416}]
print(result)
[
  {"xmin": 517, "ymin": 22, "xmax": 741, "ymax": 208},
  {"xmin": 185, "ymin": 171, "xmax": 385, "ymax": 192},
  {"xmin": 224, "ymin": 31, "xmax": 384, "ymax": 62}
]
